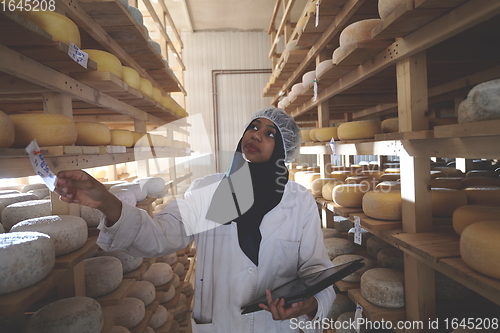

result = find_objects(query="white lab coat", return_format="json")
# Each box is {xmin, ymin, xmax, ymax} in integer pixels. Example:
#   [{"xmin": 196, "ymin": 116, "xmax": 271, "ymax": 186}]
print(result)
[{"xmin": 97, "ymin": 174, "xmax": 336, "ymax": 333}]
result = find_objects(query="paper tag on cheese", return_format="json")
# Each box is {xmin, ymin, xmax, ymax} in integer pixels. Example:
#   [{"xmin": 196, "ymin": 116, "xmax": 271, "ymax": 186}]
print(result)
[
  {"xmin": 329, "ymin": 138, "xmax": 337, "ymax": 156},
  {"xmin": 315, "ymin": 0, "xmax": 320, "ymax": 27},
  {"xmin": 354, "ymin": 215, "xmax": 362, "ymax": 245},
  {"xmin": 313, "ymin": 79, "xmax": 318, "ymax": 102},
  {"xmin": 25, "ymin": 140, "xmax": 57, "ymax": 191},
  {"xmin": 68, "ymin": 42, "xmax": 88, "ymax": 69},
  {"xmin": 354, "ymin": 303, "xmax": 363, "ymax": 333}
]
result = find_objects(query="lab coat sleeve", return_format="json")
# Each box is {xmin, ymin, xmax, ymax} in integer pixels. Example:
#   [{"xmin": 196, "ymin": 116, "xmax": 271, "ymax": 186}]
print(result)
[{"xmin": 296, "ymin": 190, "xmax": 336, "ymax": 332}]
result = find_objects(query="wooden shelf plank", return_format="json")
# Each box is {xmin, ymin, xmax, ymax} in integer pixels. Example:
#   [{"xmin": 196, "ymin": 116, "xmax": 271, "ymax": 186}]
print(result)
[
  {"xmin": 347, "ymin": 289, "xmax": 406, "ymax": 322},
  {"xmin": 433, "ymin": 119, "xmax": 500, "ymax": 139},
  {"xmin": 0, "ymin": 268, "xmax": 67, "ymax": 317},
  {"xmin": 374, "ymin": 130, "xmax": 434, "ymax": 141},
  {"xmin": 350, "ymin": 212, "xmax": 402, "ymax": 231},
  {"xmin": 100, "ymin": 315, "xmax": 115, "ymax": 333},
  {"xmin": 123, "ymin": 258, "xmax": 154, "ymax": 281},
  {"xmin": 95, "ymin": 279, "xmax": 136, "ymax": 306},
  {"xmin": 162, "ymin": 282, "xmax": 183, "ymax": 309},
  {"xmin": 335, "ymin": 39, "xmax": 394, "ymax": 67},
  {"xmin": 155, "ymin": 314, "xmax": 176, "ymax": 333},
  {"xmin": 392, "ymin": 232, "xmax": 461, "ymax": 264},
  {"xmin": 70, "ymin": 71, "xmax": 128, "ymax": 93},
  {"xmin": 335, "ymin": 280, "xmax": 360, "ymax": 292},
  {"xmin": 54, "ymin": 236, "xmax": 99, "ymax": 269}
]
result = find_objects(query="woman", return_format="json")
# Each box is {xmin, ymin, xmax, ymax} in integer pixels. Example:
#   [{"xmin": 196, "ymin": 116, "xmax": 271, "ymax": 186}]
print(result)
[{"xmin": 55, "ymin": 107, "xmax": 335, "ymax": 333}]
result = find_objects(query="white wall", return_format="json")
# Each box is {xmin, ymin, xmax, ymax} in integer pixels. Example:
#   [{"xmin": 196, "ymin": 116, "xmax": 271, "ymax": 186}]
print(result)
[{"xmin": 180, "ymin": 31, "xmax": 272, "ymax": 180}]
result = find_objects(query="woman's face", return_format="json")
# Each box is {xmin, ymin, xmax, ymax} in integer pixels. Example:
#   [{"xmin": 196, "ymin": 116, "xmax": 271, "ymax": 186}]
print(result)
[{"xmin": 241, "ymin": 118, "xmax": 277, "ymax": 163}]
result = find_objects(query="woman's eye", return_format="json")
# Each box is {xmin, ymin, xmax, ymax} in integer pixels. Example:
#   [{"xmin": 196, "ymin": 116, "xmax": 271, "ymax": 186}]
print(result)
[{"xmin": 268, "ymin": 132, "xmax": 275, "ymax": 138}]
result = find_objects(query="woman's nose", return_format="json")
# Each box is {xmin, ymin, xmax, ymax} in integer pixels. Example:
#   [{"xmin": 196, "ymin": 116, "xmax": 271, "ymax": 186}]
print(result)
[{"xmin": 251, "ymin": 130, "xmax": 262, "ymax": 141}]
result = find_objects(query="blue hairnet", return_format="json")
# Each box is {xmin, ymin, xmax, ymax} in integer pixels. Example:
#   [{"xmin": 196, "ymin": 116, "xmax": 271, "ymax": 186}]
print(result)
[{"xmin": 248, "ymin": 107, "xmax": 302, "ymax": 163}]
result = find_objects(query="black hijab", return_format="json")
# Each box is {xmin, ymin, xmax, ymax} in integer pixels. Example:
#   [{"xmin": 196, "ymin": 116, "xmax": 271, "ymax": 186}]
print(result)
[{"xmin": 222, "ymin": 120, "xmax": 289, "ymax": 265}]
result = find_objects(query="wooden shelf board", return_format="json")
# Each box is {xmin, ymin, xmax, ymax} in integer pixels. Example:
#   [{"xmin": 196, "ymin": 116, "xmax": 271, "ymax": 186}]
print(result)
[
  {"xmin": 374, "ymin": 130, "xmax": 434, "ymax": 141},
  {"xmin": 0, "ymin": 268, "xmax": 66, "ymax": 317},
  {"xmin": 155, "ymin": 314, "xmax": 176, "ymax": 333},
  {"xmin": 54, "ymin": 236, "xmax": 99, "ymax": 269},
  {"xmin": 347, "ymin": 289, "xmax": 406, "ymax": 322},
  {"xmin": 123, "ymin": 258, "xmax": 154, "ymax": 281},
  {"xmin": 100, "ymin": 315, "xmax": 115, "ymax": 333},
  {"xmin": 335, "ymin": 39, "xmax": 395, "ymax": 67},
  {"xmin": 433, "ymin": 119, "xmax": 500, "ymax": 139},
  {"xmin": 129, "ymin": 308, "xmax": 155, "ymax": 333},
  {"xmin": 350, "ymin": 212, "xmax": 402, "ymax": 231},
  {"xmin": 414, "ymin": 0, "xmax": 468, "ymax": 9},
  {"xmin": 335, "ymin": 280, "xmax": 360, "ymax": 292},
  {"xmin": 70, "ymin": 71, "xmax": 128, "ymax": 93},
  {"xmin": 329, "ymin": 202, "xmax": 363, "ymax": 218},
  {"xmin": 392, "ymin": 232, "xmax": 461, "ymax": 264},
  {"xmin": 162, "ymin": 282, "xmax": 183, "ymax": 309},
  {"xmin": 95, "ymin": 279, "xmax": 136, "ymax": 306}
]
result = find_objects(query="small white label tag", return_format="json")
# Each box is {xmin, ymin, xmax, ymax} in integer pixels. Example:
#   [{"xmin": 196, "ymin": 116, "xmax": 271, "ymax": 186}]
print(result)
[
  {"xmin": 25, "ymin": 140, "xmax": 57, "ymax": 191},
  {"xmin": 329, "ymin": 138, "xmax": 336, "ymax": 156},
  {"xmin": 315, "ymin": 0, "xmax": 320, "ymax": 27},
  {"xmin": 354, "ymin": 215, "xmax": 362, "ymax": 245},
  {"xmin": 313, "ymin": 79, "xmax": 318, "ymax": 102},
  {"xmin": 68, "ymin": 42, "xmax": 88, "ymax": 69},
  {"xmin": 354, "ymin": 303, "xmax": 363, "ymax": 333}
]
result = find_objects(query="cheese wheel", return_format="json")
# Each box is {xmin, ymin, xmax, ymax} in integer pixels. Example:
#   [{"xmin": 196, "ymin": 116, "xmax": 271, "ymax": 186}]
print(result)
[
  {"xmin": 25, "ymin": 297, "xmax": 103, "ymax": 333},
  {"xmin": 82, "ymin": 49, "xmax": 122, "ymax": 79},
  {"xmin": 110, "ymin": 129, "xmax": 133, "ymax": 147},
  {"xmin": 334, "ymin": 216, "xmax": 354, "ymax": 232},
  {"xmin": 311, "ymin": 178, "xmax": 336, "ymax": 197},
  {"xmin": 345, "ymin": 176, "xmax": 372, "ymax": 184},
  {"xmin": 122, "ymin": 66, "xmax": 141, "ymax": 90},
  {"xmin": 380, "ymin": 173, "xmax": 400, "ymax": 181},
  {"xmin": 9, "ymin": 114, "xmax": 77, "ymax": 148},
  {"xmin": 430, "ymin": 178, "xmax": 462, "ymax": 190},
  {"xmin": 339, "ymin": 19, "xmax": 383, "ymax": 53},
  {"xmin": 366, "ymin": 236, "xmax": 392, "ymax": 258},
  {"xmin": 127, "ymin": 6, "xmax": 143, "ymax": 25},
  {"xmin": 433, "ymin": 167, "xmax": 464, "ymax": 177},
  {"xmin": 152, "ymin": 87, "xmax": 163, "ymax": 104},
  {"xmin": 458, "ymin": 78, "xmax": 500, "ymax": 123},
  {"xmin": 104, "ymin": 298, "xmax": 145, "ymax": 329},
  {"xmin": 452, "ymin": 205, "xmax": 500, "ymax": 235},
  {"xmin": 151, "ymin": 134, "xmax": 172, "ymax": 147},
  {"xmin": 322, "ymin": 180, "xmax": 344, "ymax": 201},
  {"xmin": 182, "ymin": 281, "xmax": 194, "ymax": 297},
  {"xmin": 110, "ymin": 183, "xmax": 146, "ymax": 202},
  {"xmin": 172, "ymin": 261, "xmax": 185, "ymax": 277},
  {"xmin": 84, "ymin": 256, "xmax": 123, "ymax": 298},
  {"xmin": 301, "ymin": 172, "xmax": 321, "ymax": 190},
  {"xmin": 381, "ymin": 117, "xmax": 398, "ymax": 133},
  {"xmin": 171, "ymin": 273, "xmax": 180, "ymax": 288},
  {"xmin": 302, "ymin": 70, "xmax": 316, "ymax": 89},
  {"xmin": 142, "ymin": 262, "xmax": 173, "ymax": 286},
  {"xmin": 293, "ymin": 171, "xmax": 314, "ymax": 186},
  {"xmin": 336, "ymin": 312, "xmax": 369, "ymax": 333},
  {"xmin": 110, "ymin": 327, "xmax": 130, "ymax": 333},
  {"xmin": 0, "ymin": 110, "xmax": 15, "ymax": 148},
  {"xmin": 134, "ymin": 177, "xmax": 165, "ymax": 196},
  {"xmin": 289, "ymin": 83, "xmax": 305, "ymax": 100},
  {"xmin": 1, "ymin": 199, "xmax": 51, "ymax": 231},
  {"xmin": 324, "ymin": 237, "xmax": 354, "ymax": 259},
  {"xmin": 377, "ymin": 248, "xmax": 404, "ymax": 271},
  {"xmin": 466, "ymin": 169, "xmax": 496, "ymax": 178},
  {"xmin": 0, "ymin": 232, "xmax": 55, "ymax": 295},
  {"xmin": 24, "ymin": 11, "xmax": 81, "ymax": 48},
  {"xmin": 0, "ymin": 192, "xmax": 38, "ymax": 224},
  {"xmin": 460, "ymin": 221, "xmax": 500, "ymax": 279},
  {"xmin": 167, "ymin": 293, "xmax": 187, "ymax": 322},
  {"xmin": 316, "ymin": 59, "xmax": 333, "ymax": 78},
  {"xmin": 0, "ymin": 190, "xmax": 19, "ymax": 196},
  {"xmin": 98, "ymin": 249, "xmax": 143, "ymax": 274},
  {"xmin": 160, "ymin": 284, "xmax": 176, "ymax": 303},
  {"xmin": 75, "ymin": 122, "xmax": 111, "ymax": 146},
  {"xmin": 103, "ymin": 180, "xmax": 127, "ymax": 190},
  {"xmin": 461, "ymin": 177, "xmax": 500, "ymax": 188},
  {"xmin": 28, "ymin": 189, "xmax": 48, "ymax": 200},
  {"xmin": 330, "ymin": 170, "xmax": 352, "ymax": 181},
  {"xmin": 332, "ymin": 47, "xmax": 345, "ymax": 64},
  {"xmin": 337, "ymin": 120, "xmax": 381, "ymax": 140},
  {"xmin": 139, "ymin": 78, "xmax": 153, "ymax": 98},
  {"xmin": 148, "ymin": 40, "xmax": 162, "ymax": 54},
  {"xmin": 21, "ymin": 183, "xmax": 47, "ymax": 193},
  {"xmin": 347, "ymin": 226, "xmax": 373, "ymax": 246},
  {"xmin": 362, "ymin": 190, "xmax": 402, "ymax": 220},
  {"xmin": 277, "ymin": 96, "xmax": 290, "ymax": 109},
  {"xmin": 322, "ymin": 228, "xmax": 341, "ymax": 239},
  {"xmin": 361, "ymin": 268, "xmax": 405, "ymax": 308},
  {"xmin": 378, "ymin": 0, "xmax": 406, "ymax": 19},
  {"xmin": 308, "ymin": 128, "xmax": 319, "ymax": 142},
  {"xmin": 332, "ymin": 183, "xmax": 370, "ymax": 208},
  {"xmin": 326, "ymin": 294, "xmax": 355, "ymax": 321},
  {"xmin": 158, "ymin": 252, "xmax": 178, "ymax": 266},
  {"xmin": 10, "ymin": 215, "xmax": 87, "ymax": 256},
  {"xmin": 300, "ymin": 130, "xmax": 311, "ymax": 142},
  {"xmin": 332, "ymin": 254, "xmax": 374, "ymax": 283},
  {"xmin": 80, "ymin": 205, "xmax": 104, "ymax": 227},
  {"xmin": 315, "ymin": 127, "xmax": 339, "ymax": 141},
  {"xmin": 431, "ymin": 188, "xmax": 468, "ymax": 217},
  {"xmin": 462, "ymin": 186, "xmax": 500, "ymax": 205},
  {"xmin": 149, "ymin": 305, "xmax": 168, "ymax": 329},
  {"xmin": 127, "ymin": 280, "xmax": 156, "ymax": 306}
]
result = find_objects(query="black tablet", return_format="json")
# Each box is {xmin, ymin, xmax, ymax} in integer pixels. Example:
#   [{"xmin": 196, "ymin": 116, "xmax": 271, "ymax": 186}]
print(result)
[{"xmin": 240, "ymin": 258, "xmax": 365, "ymax": 315}]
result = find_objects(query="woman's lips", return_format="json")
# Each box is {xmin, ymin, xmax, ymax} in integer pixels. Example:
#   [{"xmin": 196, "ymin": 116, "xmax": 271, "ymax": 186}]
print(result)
[{"xmin": 245, "ymin": 143, "xmax": 259, "ymax": 153}]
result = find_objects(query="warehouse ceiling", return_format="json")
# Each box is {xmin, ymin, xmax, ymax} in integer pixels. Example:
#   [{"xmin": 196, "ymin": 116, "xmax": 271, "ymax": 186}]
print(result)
[{"xmin": 164, "ymin": 0, "xmax": 308, "ymax": 32}]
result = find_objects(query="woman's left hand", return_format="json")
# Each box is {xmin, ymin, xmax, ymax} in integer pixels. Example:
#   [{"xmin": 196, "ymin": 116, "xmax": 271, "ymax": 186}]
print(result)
[{"xmin": 259, "ymin": 289, "xmax": 318, "ymax": 320}]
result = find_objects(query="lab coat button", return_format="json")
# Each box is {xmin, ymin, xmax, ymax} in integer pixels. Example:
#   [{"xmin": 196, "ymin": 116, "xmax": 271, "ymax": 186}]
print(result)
[{"xmin": 248, "ymin": 267, "xmax": 255, "ymax": 273}]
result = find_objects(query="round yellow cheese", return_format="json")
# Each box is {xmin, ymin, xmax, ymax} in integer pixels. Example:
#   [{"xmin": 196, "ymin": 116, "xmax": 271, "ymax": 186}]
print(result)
[
  {"xmin": 139, "ymin": 78, "xmax": 153, "ymax": 98},
  {"xmin": 433, "ymin": 167, "xmax": 464, "ymax": 177},
  {"xmin": 152, "ymin": 87, "xmax": 162, "ymax": 103},
  {"xmin": 429, "ymin": 178, "xmax": 462, "ymax": 190},
  {"xmin": 362, "ymin": 190, "xmax": 402, "ymax": 220},
  {"xmin": 461, "ymin": 177, "xmax": 500, "ymax": 188},
  {"xmin": 376, "ymin": 181, "xmax": 401, "ymax": 191},
  {"xmin": 0, "ymin": 110, "xmax": 15, "ymax": 148},
  {"xmin": 25, "ymin": 11, "xmax": 81, "ymax": 48},
  {"xmin": 332, "ymin": 47, "xmax": 345, "ymax": 64},
  {"xmin": 460, "ymin": 221, "xmax": 500, "ymax": 279},
  {"xmin": 339, "ymin": 19, "xmax": 383, "ymax": 53},
  {"xmin": 466, "ymin": 169, "xmax": 497, "ymax": 178},
  {"xmin": 308, "ymin": 128, "xmax": 319, "ymax": 142},
  {"xmin": 315, "ymin": 127, "xmax": 339, "ymax": 141},
  {"xmin": 311, "ymin": 178, "xmax": 336, "ymax": 197},
  {"xmin": 301, "ymin": 173, "xmax": 321, "ymax": 190},
  {"xmin": 122, "ymin": 66, "xmax": 140, "ymax": 90},
  {"xmin": 75, "ymin": 122, "xmax": 111, "ymax": 146},
  {"xmin": 462, "ymin": 186, "xmax": 500, "ymax": 205},
  {"xmin": 452, "ymin": 205, "xmax": 500, "ymax": 235},
  {"xmin": 337, "ymin": 120, "xmax": 381, "ymax": 140},
  {"xmin": 161, "ymin": 95, "xmax": 174, "ymax": 110},
  {"xmin": 384, "ymin": 168, "xmax": 400, "ymax": 174},
  {"xmin": 361, "ymin": 170, "xmax": 385, "ymax": 178},
  {"xmin": 332, "ymin": 183, "xmax": 371, "ymax": 208},
  {"xmin": 431, "ymin": 188, "xmax": 468, "ymax": 217},
  {"xmin": 378, "ymin": 0, "xmax": 406, "ymax": 19},
  {"xmin": 381, "ymin": 118, "xmax": 398, "ymax": 133},
  {"xmin": 322, "ymin": 180, "xmax": 344, "ymax": 201},
  {"xmin": 380, "ymin": 173, "xmax": 400, "ymax": 181},
  {"xmin": 301, "ymin": 130, "xmax": 311, "ymax": 142},
  {"xmin": 302, "ymin": 71, "xmax": 316, "ymax": 89},
  {"xmin": 82, "ymin": 49, "xmax": 123, "ymax": 79},
  {"xmin": 110, "ymin": 130, "xmax": 134, "ymax": 147},
  {"xmin": 131, "ymin": 131, "xmax": 144, "ymax": 146},
  {"xmin": 293, "ymin": 171, "xmax": 314, "ymax": 186},
  {"xmin": 430, "ymin": 170, "xmax": 447, "ymax": 178},
  {"xmin": 345, "ymin": 176, "xmax": 372, "ymax": 184},
  {"xmin": 10, "ymin": 114, "xmax": 77, "ymax": 148}
]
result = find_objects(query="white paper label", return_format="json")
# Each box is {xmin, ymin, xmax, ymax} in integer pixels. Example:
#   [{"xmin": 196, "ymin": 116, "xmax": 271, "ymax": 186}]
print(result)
[
  {"xmin": 68, "ymin": 42, "xmax": 88, "ymax": 69},
  {"xmin": 315, "ymin": 0, "xmax": 320, "ymax": 27},
  {"xmin": 313, "ymin": 79, "xmax": 318, "ymax": 102},
  {"xmin": 354, "ymin": 303, "xmax": 363, "ymax": 333},
  {"xmin": 354, "ymin": 215, "xmax": 362, "ymax": 245},
  {"xmin": 25, "ymin": 140, "xmax": 57, "ymax": 191},
  {"xmin": 329, "ymin": 138, "xmax": 337, "ymax": 156}
]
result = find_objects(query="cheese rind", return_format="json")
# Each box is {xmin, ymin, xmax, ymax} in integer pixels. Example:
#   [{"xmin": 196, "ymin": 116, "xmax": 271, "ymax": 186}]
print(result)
[
  {"xmin": 83, "ymin": 49, "xmax": 123, "ymax": 79},
  {"xmin": 361, "ymin": 268, "xmax": 405, "ymax": 308},
  {"xmin": 339, "ymin": 19, "xmax": 383, "ymax": 53},
  {"xmin": 315, "ymin": 127, "xmax": 339, "ymax": 141},
  {"xmin": 99, "ymin": 249, "xmax": 143, "ymax": 273},
  {"xmin": 0, "ymin": 232, "xmax": 55, "ymax": 295},
  {"xmin": 337, "ymin": 120, "xmax": 381, "ymax": 140},
  {"xmin": 362, "ymin": 190, "xmax": 402, "ymax": 220},
  {"xmin": 127, "ymin": 280, "xmax": 156, "ymax": 306},
  {"xmin": 458, "ymin": 78, "xmax": 500, "ymax": 123},
  {"xmin": 104, "ymin": 298, "xmax": 145, "ymax": 329},
  {"xmin": 366, "ymin": 236, "xmax": 392, "ymax": 258},
  {"xmin": 10, "ymin": 215, "xmax": 88, "ymax": 256},
  {"xmin": 25, "ymin": 297, "xmax": 103, "ymax": 333},
  {"xmin": 332, "ymin": 254, "xmax": 374, "ymax": 283},
  {"xmin": 462, "ymin": 186, "xmax": 500, "ymax": 205},
  {"xmin": 24, "ymin": 11, "xmax": 81, "ymax": 48},
  {"xmin": 110, "ymin": 183, "xmax": 147, "ymax": 202},
  {"xmin": 452, "ymin": 205, "xmax": 500, "ymax": 235},
  {"xmin": 142, "ymin": 262, "xmax": 173, "ymax": 286},
  {"xmin": 326, "ymin": 294, "xmax": 355, "ymax": 321},
  {"xmin": 324, "ymin": 237, "xmax": 354, "ymax": 259},
  {"xmin": 1, "ymin": 199, "xmax": 51, "ymax": 231},
  {"xmin": 122, "ymin": 66, "xmax": 141, "ymax": 90},
  {"xmin": 76, "ymin": 122, "xmax": 111, "ymax": 146},
  {"xmin": 381, "ymin": 117, "xmax": 398, "ymax": 133},
  {"xmin": 332, "ymin": 183, "xmax": 371, "ymax": 208},
  {"xmin": 84, "ymin": 256, "xmax": 123, "ymax": 298},
  {"xmin": 149, "ymin": 305, "xmax": 168, "ymax": 329},
  {"xmin": 110, "ymin": 130, "xmax": 134, "ymax": 148},
  {"xmin": 431, "ymin": 188, "xmax": 468, "ymax": 217},
  {"xmin": 378, "ymin": 0, "xmax": 407, "ymax": 19}
]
